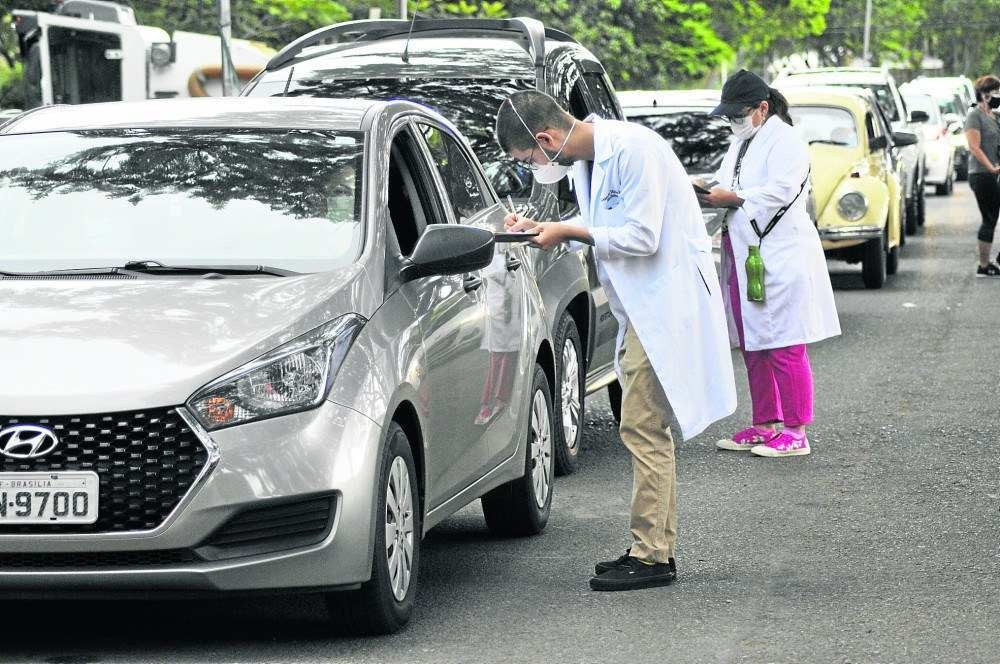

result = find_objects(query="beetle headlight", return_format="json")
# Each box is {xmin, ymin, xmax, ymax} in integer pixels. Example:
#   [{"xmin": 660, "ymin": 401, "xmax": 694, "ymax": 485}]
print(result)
[
  {"xmin": 188, "ymin": 314, "xmax": 366, "ymax": 430},
  {"xmin": 837, "ymin": 192, "xmax": 869, "ymax": 221}
]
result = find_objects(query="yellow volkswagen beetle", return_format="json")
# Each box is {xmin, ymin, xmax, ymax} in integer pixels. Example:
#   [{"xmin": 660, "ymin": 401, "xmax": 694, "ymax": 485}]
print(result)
[{"xmin": 782, "ymin": 87, "xmax": 917, "ymax": 289}]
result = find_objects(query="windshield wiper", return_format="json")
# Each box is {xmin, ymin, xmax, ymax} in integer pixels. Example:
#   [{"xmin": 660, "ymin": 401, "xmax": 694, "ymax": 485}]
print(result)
[
  {"xmin": 6, "ymin": 261, "xmax": 296, "ymax": 278},
  {"xmin": 809, "ymin": 139, "xmax": 850, "ymax": 146},
  {"xmin": 120, "ymin": 261, "xmax": 296, "ymax": 277}
]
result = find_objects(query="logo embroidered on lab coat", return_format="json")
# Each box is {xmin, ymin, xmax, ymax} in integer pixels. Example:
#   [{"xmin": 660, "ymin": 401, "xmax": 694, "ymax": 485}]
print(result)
[{"xmin": 603, "ymin": 189, "xmax": 622, "ymax": 210}]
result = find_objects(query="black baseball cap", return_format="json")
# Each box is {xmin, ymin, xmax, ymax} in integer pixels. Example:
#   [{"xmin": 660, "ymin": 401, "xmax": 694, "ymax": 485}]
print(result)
[{"xmin": 710, "ymin": 69, "xmax": 770, "ymax": 117}]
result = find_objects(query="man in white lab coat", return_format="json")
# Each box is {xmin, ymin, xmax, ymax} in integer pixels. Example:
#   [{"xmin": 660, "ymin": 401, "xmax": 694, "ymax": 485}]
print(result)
[{"xmin": 496, "ymin": 90, "xmax": 737, "ymax": 591}]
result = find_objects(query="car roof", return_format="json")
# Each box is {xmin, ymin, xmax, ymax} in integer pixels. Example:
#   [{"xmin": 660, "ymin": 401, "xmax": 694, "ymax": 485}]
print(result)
[
  {"xmin": 0, "ymin": 97, "xmax": 381, "ymax": 135},
  {"xmin": 777, "ymin": 68, "xmax": 892, "ymax": 86},
  {"xmin": 618, "ymin": 89, "xmax": 720, "ymax": 110},
  {"xmin": 265, "ymin": 36, "xmax": 538, "ymax": 81},
  {"xmin": 780, "ymin": 86, "xmax": 872, "ymax": 116}
]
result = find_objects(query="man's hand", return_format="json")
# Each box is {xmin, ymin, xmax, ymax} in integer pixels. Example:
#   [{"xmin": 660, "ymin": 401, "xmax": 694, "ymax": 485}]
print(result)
[
  {"xmin": 526, "ymin": 222, "xmax": 590, "ymax": 250},
  {"xmin": 698, "ymin": 186, "xmax": 743, "ymax": 209}
]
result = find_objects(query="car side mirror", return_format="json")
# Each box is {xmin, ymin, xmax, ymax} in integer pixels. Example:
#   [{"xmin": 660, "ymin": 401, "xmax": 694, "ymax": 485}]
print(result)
[
  {"xmin": 891, "ymin": 130, "xmax": 919, "ymax": 147},
  {"xmin": 399, "ymin": 225, "xmax": 495, "ymax": 282},
  {"xmin": 909, "ymin": 110, "xmax": 930, "ymax": 123},
  {"xmin": 870, "ymin": 135, "xmax": 888, "ymax": 152}
]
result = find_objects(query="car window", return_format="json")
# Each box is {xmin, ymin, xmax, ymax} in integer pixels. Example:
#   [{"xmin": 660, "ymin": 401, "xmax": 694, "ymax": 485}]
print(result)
[
  {"xmin": 821, "ymin": 83, "xmax": 899, "ymax": 121},
  {"xmin": 627, "ymin": 109, "xmax": 732, "ymax": 174},
  {"xmin": 788, "ymin": 106, "xmax": 860, "ymax": 147},
  {"xmin": 386, "ymin": 127, "xmax": 448, "ymax": 258},
  {"xmin": 903, "ymin": 95, "xmax": 942, "ymax": 124},
  {"xmin": 417, "ymin": 123, "xmax": 490, "ymax": 223},
  {"xmin": 270, "ymin": 77, "xmax": 535, "ymax": 203},
  {"xmin": 0, "ymin": 129, "xmax": 364, "ymax": 274},
  {"xmin": 865, "ymin": 112, "xmax": 879, "ymax": 146},
  {"xmin": 582, "ymin": 72, "xmax": 618, "ymax": 119}
]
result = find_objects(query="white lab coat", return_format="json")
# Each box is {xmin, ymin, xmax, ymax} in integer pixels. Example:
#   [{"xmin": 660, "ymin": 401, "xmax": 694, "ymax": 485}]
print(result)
[
  {"xmin": 569, "ymin": 117, "xmax": 736, "ymax": 440},
  {"xmin": 714, "ymin": 115, "xmax": 841, "ymax": 351}
]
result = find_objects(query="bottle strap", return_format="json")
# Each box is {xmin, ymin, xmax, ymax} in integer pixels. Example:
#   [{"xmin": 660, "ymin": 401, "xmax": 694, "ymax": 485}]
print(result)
[{"xmin": 748, "ymin": 169, "xmax": 811, "ymax": 243}]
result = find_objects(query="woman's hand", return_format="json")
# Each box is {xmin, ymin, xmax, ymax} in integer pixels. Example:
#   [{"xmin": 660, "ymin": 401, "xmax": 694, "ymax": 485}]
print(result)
[{"xmin": 698, "ymin": 186, "xmax": 743, "ymax": 208}]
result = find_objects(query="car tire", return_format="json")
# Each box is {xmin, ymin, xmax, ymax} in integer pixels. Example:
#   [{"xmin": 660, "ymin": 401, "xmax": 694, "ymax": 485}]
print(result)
[
  {"xmin": 915, "ymin": 182, "xmax": 927, "ymax": 227},
  {"xmin": 936, "ymin": 174, "xmax": 954, "ymax": 196},
  {"xmin": 905, "ymin": 192, "xmax": 919, "ymax": 235},
  {"xmin": 481, "ymin": 364, "xmax": 553, "ymax": 537},
  {"xmin": 607, "ymin": 379, "xmax": 622, "ymax": 424},
  {"xmin": 325, "ymin": 422, "xmax": 420, "ymax": 635},
  {"xmin": 885, "ymin": 229, "xmax": 899, "ymax": 276},
  {"xmin": 862, "ymin": 234, "xmax": 887, "ymax": 289},
  {"xmin": 552, "ymin": 313, "xmax": 584, "ymax": 476}
]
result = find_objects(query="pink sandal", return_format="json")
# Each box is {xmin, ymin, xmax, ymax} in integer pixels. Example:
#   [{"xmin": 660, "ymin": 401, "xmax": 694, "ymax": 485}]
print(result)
[{"xmin": 716, "ymin": 426, "xmax": 775, "ymax": 452}]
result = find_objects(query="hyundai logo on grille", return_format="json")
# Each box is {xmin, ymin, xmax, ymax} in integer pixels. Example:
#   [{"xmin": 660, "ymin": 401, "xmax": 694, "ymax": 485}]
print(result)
[{"xmin": 0, "ymin": 425, "xmax": 60, "ymax": 459}]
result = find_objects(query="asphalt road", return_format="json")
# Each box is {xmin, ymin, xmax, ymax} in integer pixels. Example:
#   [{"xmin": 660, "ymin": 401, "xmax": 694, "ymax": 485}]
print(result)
[{"xmin": 5, "ymin": 186, "xmax": 1000, "ymax": 664}]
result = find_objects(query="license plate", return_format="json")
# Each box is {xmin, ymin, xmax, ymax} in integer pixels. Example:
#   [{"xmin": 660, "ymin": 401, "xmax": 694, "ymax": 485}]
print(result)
[{"xmin": 0, "ymin": 472, "xmax": 99, "ymax": 524}]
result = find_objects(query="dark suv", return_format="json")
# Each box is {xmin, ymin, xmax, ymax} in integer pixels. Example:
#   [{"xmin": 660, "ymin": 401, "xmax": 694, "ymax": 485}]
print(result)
[{"xmin": 245, "ymin": 18, "xmax": 624, "ymax": 473}]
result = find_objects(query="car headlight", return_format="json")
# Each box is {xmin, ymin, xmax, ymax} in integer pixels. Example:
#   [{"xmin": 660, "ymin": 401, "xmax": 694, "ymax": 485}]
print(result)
[
  {"xmin": 149, "ymin": 42, "xmax": 174, "ymax": 67},
  {"xmin": 837, "ymin": 192, "xmax": 868, "ymax": 221},
  {"xmin": 188, "ymin": 314, "xmax": 366, "ymax": 430}
]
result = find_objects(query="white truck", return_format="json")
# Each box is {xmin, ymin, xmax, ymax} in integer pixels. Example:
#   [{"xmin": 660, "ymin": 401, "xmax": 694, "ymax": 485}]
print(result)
[{"xmin": 12, "ymin": 0, "xmax": 272, "ymax": 109}]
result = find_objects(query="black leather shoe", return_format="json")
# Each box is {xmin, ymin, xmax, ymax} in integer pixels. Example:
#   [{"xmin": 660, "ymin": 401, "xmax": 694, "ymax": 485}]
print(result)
[
  {"xmin": 594, "ymin": 549, "xmax": 632, "ymax": 575},
  {"xmin": 589, "ymin": 557, "xmax": 677, "ymax": 591}
]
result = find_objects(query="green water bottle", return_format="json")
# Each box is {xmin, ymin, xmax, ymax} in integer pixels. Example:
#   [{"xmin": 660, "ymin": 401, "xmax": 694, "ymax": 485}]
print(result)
[{"xmin": 745, "ymin": 245, "xmax": 765, "ymax": 303}]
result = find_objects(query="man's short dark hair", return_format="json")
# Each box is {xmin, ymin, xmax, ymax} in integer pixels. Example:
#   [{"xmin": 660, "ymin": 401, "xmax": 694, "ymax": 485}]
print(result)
[{"xmin": 495, "ymin": 90, "xmax": 576, "ymax": 153}]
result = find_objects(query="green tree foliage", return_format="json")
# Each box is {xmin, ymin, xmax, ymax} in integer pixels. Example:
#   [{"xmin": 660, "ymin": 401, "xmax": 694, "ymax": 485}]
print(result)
[
  {"xmin": 712, "ymin": 0, "xmax": 830, "ymax": 71},
  {"xmin": 806, "ymin": 0, "xmax": 926, "ymax": 68},
  {"xmin": 506, "ymin": 0, "xmax": 733, "ymax": 89}
]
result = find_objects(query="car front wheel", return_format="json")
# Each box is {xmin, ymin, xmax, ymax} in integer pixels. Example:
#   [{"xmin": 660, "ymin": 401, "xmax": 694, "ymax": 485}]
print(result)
[
  {"xmin": 482, "ymin": 364, "xmax": 553, "ymax": 537},
  {"xmin": 553, "ymin": 313, "xmax": 584, "ymax": 476},
  {"xmin": 862, "ymin": 234, "xmax": 887, "ymax": 289},
  {"xmin": 325, "ymin": 422, "xmax": 420, "ymax": 635}
]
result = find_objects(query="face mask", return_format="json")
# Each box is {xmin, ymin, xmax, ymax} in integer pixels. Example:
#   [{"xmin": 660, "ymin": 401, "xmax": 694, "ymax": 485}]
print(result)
[
  {"xmin": 504, "ymin": 100, "xmax": 577, "ymax": 184},
  {"xmin": 729, "ymin": 107, "xmax": 762, "ymax": 140},
  {"xmin": 989, "ymin": 96, "xmax": 1000, "ymax": 109}
]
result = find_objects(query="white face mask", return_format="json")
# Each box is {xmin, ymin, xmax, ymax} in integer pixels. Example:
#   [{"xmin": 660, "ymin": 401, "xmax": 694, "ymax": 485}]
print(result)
[
  {"xmin": 504, "ymin": 100, "xmax": 577, "ymax": 184},
  {"xmin": 729, "ymin": 107, "xmax": 762, "ymax": 140}
]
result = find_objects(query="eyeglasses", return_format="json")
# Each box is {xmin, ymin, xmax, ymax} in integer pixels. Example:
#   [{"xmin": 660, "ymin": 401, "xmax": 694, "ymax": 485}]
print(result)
[
  {"xmin": 513, "ymin": 145, "xmax": 544, "ymax": 172},
  {"xmin": 725, "ymin": 106, "xmax": 756, "ymax": 122}
]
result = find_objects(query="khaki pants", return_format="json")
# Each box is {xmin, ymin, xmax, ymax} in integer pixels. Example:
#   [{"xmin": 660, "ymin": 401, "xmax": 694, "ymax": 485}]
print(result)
[{"xmin": 618, "ymin": 325, "xmax": 677, "ymax": 563}]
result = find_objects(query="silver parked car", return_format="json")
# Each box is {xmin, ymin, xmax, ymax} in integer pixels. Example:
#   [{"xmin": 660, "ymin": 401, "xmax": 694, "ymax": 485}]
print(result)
[{"xmin": 0, "ymin": 97, "xmax": 556, "ymax": 634}]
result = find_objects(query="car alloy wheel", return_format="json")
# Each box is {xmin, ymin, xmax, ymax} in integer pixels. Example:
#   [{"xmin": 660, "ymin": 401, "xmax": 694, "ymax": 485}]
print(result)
[
  {"xmin": 530, "ymin": 387, "xmax": 553, "ymax": 509},
  {"xmin": 560, "ymin": 340, "xmax": 581, "ymax": 452},
  {"xmin": 385, "ymin": 456, "xmax": 415, "ymax": 601},
  {"xmin": 552, "ymin": 313, "xmax": 584, "ymax": 475}
]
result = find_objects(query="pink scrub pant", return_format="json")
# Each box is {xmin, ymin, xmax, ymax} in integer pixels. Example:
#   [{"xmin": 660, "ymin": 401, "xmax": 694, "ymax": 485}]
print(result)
[{"xmin": 724, "ymin": 234, "xmax": 814, "ymax": 428}]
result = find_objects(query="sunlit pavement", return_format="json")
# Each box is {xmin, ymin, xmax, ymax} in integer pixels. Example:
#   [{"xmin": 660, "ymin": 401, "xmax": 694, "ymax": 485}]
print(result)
[{"xmin": 4, "ymin": 185, "xmax": 1000, "ymax": 663}]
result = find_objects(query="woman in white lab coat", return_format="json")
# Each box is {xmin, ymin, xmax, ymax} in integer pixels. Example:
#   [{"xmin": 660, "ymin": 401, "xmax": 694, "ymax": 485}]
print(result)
[{"xmin": 699, "ymin": 70, "xmax": 840, "ymax": 458}]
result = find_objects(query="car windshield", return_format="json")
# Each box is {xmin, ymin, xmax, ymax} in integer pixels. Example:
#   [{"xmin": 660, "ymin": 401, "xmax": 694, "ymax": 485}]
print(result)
[
  {"xmin": 819, "ymin": 83, "xmax": 898, "ymax": 121},
  {"xmin": 788, "ymin": 106, "xmax": 860, "ymax": 147},
  {"xmin": 252, "ymin": 77, "xmax": 535, "ymax": 199},
  {"xmin": 0, "ymin": 129, "xmax": 364, "ymax": 274},
  {"xmin": 626, "ymin": 109, "xmax": 732, "ymax": 174}
]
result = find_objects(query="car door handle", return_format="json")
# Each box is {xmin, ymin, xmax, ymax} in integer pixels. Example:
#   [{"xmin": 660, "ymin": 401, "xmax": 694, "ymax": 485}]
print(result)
[
  {"xmin": 463, "ymin": 274, "xmax": 483, "ymax": 293},
  {"xmin": 505, "ymin": 255, "xmax": 522, "ymax": 272}
]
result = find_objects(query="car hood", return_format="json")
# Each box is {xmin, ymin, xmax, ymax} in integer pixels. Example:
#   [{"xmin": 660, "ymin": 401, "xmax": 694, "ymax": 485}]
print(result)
[
  {"xmin": 0, "ymin": 266, "xmax": 373, "ymax": 416},
  {"xmin": 808, "ymin": 144, "xmax": 865, "ymax": 216}
]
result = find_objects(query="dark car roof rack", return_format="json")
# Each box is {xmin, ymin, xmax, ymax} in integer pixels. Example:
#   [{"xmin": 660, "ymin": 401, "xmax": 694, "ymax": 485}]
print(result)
[{"xmin": 266, "ymin": 17, "xmax": 576, "ymax": 72}]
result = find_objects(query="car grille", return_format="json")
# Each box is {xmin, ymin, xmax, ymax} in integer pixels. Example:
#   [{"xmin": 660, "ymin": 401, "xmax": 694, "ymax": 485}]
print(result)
[
  {"xmin": 0, "ymin": 549, "xmax": 199, "ymax": 568},
  {"xmin": 0, "ymin": 408, "xmax": 210, "ymax": 534},
  {"xmin": 196, "ymin": 494, "xmax": 336, "ymax": 561}
]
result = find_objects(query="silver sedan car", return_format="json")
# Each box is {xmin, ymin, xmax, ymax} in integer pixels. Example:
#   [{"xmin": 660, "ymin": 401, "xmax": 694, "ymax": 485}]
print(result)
[{"xmin": 0, "ymin": 97, "xmax": 556, "ymax": 633}]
